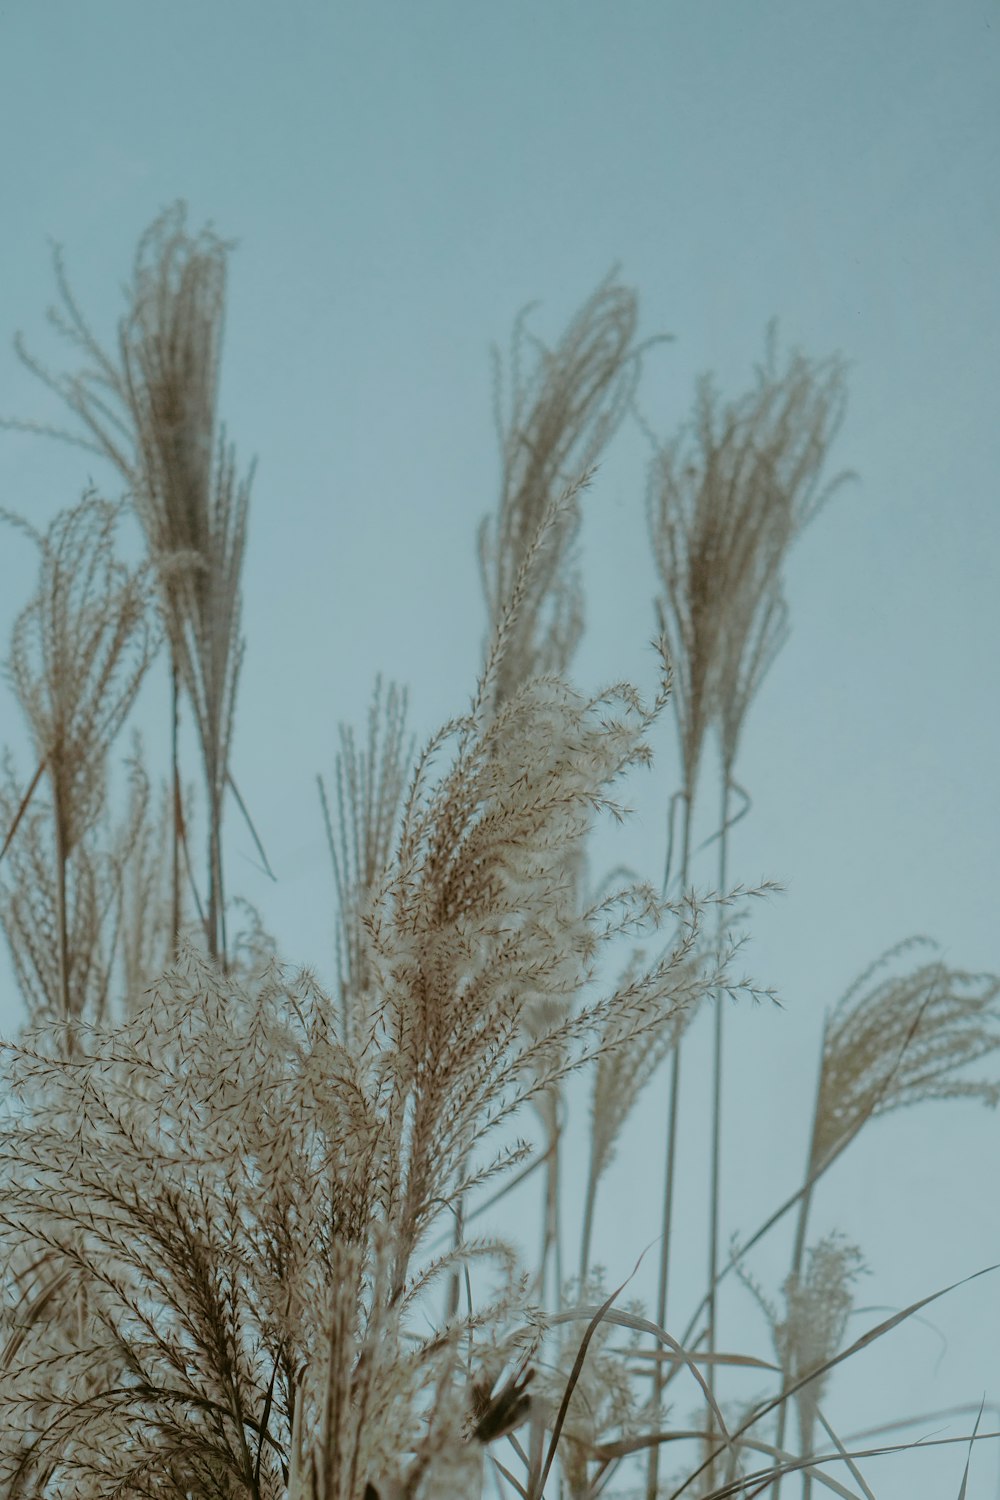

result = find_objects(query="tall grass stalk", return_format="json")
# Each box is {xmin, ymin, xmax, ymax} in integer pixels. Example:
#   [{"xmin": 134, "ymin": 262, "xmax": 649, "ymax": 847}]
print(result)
[
  {"xmin": 647, "ymin": 786, "xmax": 693, "ymax": 1500},
  {"xmin": 704, "ymin": 773, "xmax": 732, "ymax": 1488},
  {"xmin": 478, "ymin": 275, "xmax": 649, "ymax": 1318},
  {"xmin": 646, "ymin": 330, "xmax": 851, "ymax": 1496},
  {"xmin": 4, "ymin": 204, "xmax": 251, "ymax": 967}
]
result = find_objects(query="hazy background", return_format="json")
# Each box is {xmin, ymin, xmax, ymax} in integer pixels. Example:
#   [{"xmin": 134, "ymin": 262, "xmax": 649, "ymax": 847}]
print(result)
[{"xmin": 1, "ymin": 4, "xmax": 997, "ymax": 1494}]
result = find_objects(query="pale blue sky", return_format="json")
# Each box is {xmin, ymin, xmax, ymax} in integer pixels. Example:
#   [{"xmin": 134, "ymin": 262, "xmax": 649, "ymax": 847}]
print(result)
[{"xmin": 0, "ymin": 5, "xmax": 998, "ymax": 1493}]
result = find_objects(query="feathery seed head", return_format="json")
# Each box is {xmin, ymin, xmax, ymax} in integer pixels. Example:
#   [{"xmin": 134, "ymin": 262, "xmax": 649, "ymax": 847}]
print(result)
[
  {"xmin": 774, "ymin": 1235, "xmax": 865, "ymax": 1393},
  {"xmin": 480, "ymin": 273, "xmax": 646, "ymax": 708},
  {"xmin": 648, "ymin": 330, "xmax": 849, "ymax": 790},
  {"xmin": 3, "ymin": 495, "xmax": 157, "ymax": 856},
  {"xmin": 812, "ymin": 939, "xmax": 1000, "ymax": 1173}
]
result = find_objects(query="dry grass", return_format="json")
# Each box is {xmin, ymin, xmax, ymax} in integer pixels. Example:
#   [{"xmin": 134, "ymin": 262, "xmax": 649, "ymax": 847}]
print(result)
[
  {"xmin": 0, "ymin": 209, "xmax": 996, "ymax": 1500},
  {"xmin": 647, "ymin": 326, "xmax": 850, "ymax": 799}
]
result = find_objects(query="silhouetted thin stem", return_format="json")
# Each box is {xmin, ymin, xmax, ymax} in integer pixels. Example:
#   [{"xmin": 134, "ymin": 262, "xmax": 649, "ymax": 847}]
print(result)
[
  {"xmin": 0, "ymin": 757, "xmax": 45, "ymax": 866},
  {"xmin": 661, "ymin": 789, "xmax": 686, "ymax": 898},
  {"xmin": 445, "ymin": 1171, "xmax": 465, "ymax": 1323},
  {"xmin": 54, "ymin": 802, "xmax": 72, "ymax": 1034},
  {"xmin": 649, "ymin": 788, "xmax": 692, "ymax": 1500},
  {"xmin": 227, "ymin": 771, "xmax": 276, "ymax": 881},
  {"xmin": 580, "ymin": 1131, "xmax": 599, "ymax": 1287},
  {"xmin": 545, "ymin": 1116, "xmax": 563, "ymax": 1309},
  {"xmin": 673, "ymin": 1130, "xmax": 850, "ymax": 1390},
  {"xmin": 691, "ymin": 780, "xmax": 752, "ymax": 864},
  {"xmin": 170, "ymin": 660, "xmax": 181, "ymax": 955},
  {"xmin": 705, "ymin": 773, "xmax": 732, "ymax": 1484},
  {"xmin": 206, "ymin": 774, "xmax": 227, "ymax": 968},
  {"xmin": 774, "ymin": 1021, "xmax": 827, "ymax": 1499}
]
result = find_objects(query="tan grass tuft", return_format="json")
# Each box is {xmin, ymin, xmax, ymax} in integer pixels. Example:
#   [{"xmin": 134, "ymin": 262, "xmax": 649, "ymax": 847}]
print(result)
[
  {"xmin": 811, "ymin": 939, "xmax": 1000, "ymax": 1175},
  {"xmin": 648, "ymin": 327, "xmax": 849, "ymax": 795}
]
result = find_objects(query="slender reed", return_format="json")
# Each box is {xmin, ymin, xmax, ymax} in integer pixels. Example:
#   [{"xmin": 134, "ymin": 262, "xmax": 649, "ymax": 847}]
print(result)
[
  {"xmin": 479, "ymin": 273, "xmax": 650, "ymax": 1314},
  {"xmin": 647, "ymin": 328, "xmax": 850, "ymax": 1492},
  {"xmin": 646, "ymin": 790, "xmax": 692, "ymax": 1500},
  {"xmin": 705, "ymin": 777, "xmax": 729, "ymax": 1432},
  {"xmin": 5, "ymin": 203, "xmax": 251, "ymax": 966}
]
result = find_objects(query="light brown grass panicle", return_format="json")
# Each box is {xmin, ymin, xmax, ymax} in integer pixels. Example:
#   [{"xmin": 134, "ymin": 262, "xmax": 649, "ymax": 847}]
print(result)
[
  {"xmin": 8, "ymin": 202, "xmax": 251, "ymax": 965},
  {"xmin": 7, "ymin": 208, "xmax": 239, "ymax": 682},
  {"xmin": 479, "ymin": 273, "xmax": 643, "ymax": 708},
  {"xmin": 358, "ymin": 636, "xmax": 736, "ymax": 1310},
  {"xmin": 812, "ymin": 939, "xmax": 1000, "ymax": 1173},
  {"xmin": 0, "ymin": 755, "xmax": 63, "ymax": 1021},
  {"xmin": 0, "ymin": 616, "xmax": 722, "ymax": 1497},
  {"xmin": 8, "ymin": 203, "xmax": 230, "ymax": 542},
  {"xmin": 588, "ymin": 942, "xmax": 704, "ymax": 1193},
  {"xmin": 0, "ymin": 497, "xmax": 157, "ymax": 1030},
  {"xmin": 121, "ymin": 202, "xmax": 229, "ymax": 558},
  {"xmin": 115, "ymin": 738, "xmax": 175, "ymax": 1013},
  {"xmin": 475, "ymin": 278, "xmax": 651, "ymax": 1308},
  {"xmin": 773, "ymin": 1236, "xmax": 865, "ymax": 1400},
  {"xmin": 108, "ymin": 204, "xmax": 250, "ymax": 965},
  {"xmin": 2, "ymin": 496, "xmax": 157, "ymax": 860},
  {"xmin": 741, "ymin": 1233, "xmax": 866, "ymax": 1475},
  {"xmin": 319, "ymin": 677, "xmax": 414, "ymax": 1050},
  {"xmin": 0, "ymin": 955, "xmax": 378, "ymax": 1499},
  {"xmin": 648, "ymin": 327, "xmax": 849, "ymax": 792}
]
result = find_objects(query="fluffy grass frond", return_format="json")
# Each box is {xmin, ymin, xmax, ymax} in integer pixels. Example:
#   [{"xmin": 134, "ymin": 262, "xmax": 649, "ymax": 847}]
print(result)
[
  {"xmin": 2, "ymin": 495, "xmax": 157, "ymax": 859},
  {"xmin": 648, "ymin": 328, "xmax": 849, "ymax": 791},
  {"xmin": 0, "ymin": 757, "xmax": 64, "ymax": 1019},
  {"xmin": 9, "ymin": 202, "xmax": 250, "ymax": 964},
  {"xmin": 739, "ymin": 1233, "xmax": 866, "ymax": 1495},
  {"xmin": 5, "ymin": 207, "xmax": 993, "ymax": 1500},
  {"xmin": 0, "ymin": 599, "xmax": 738, "ymax": 1496},
  {"xmin": 115, "ymin": 741, "xmax": 174, "ymax": 1014},
  {"xmin": 319, "ymin": 678, "xmax": 415, "ymax": 1051},
  {"xmin": 475, "ymin": 274, "xmax": 652, "ymax": 1309},
  {"xmin": 773, "ymin": 1237, "xmax": 866, "ymax": 1403},
  {"xmin": 480, "ymin": 273, "xmax": 645, "ymax": 707},
  {"xmin": 6, "ymin": 204, "xmax": 226, "ymax": 479},
  {"xmin": 811, "ymin": 939, "xmax": 1000, "ymax": 1173},
  {"xmin": 111, "ymin": 205, "xmax": 251, "ymax": 966},
  {"xmin": 0, "ymin": 497, "xmax": 157, "ymax": 1031},
  {"xmin": 588, "ymin": 946, "xmax": 699, "ymax": 1192},
  {"xmin": 0, "ymin": 956, "xmax": 399, "ymax": 1498}
]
